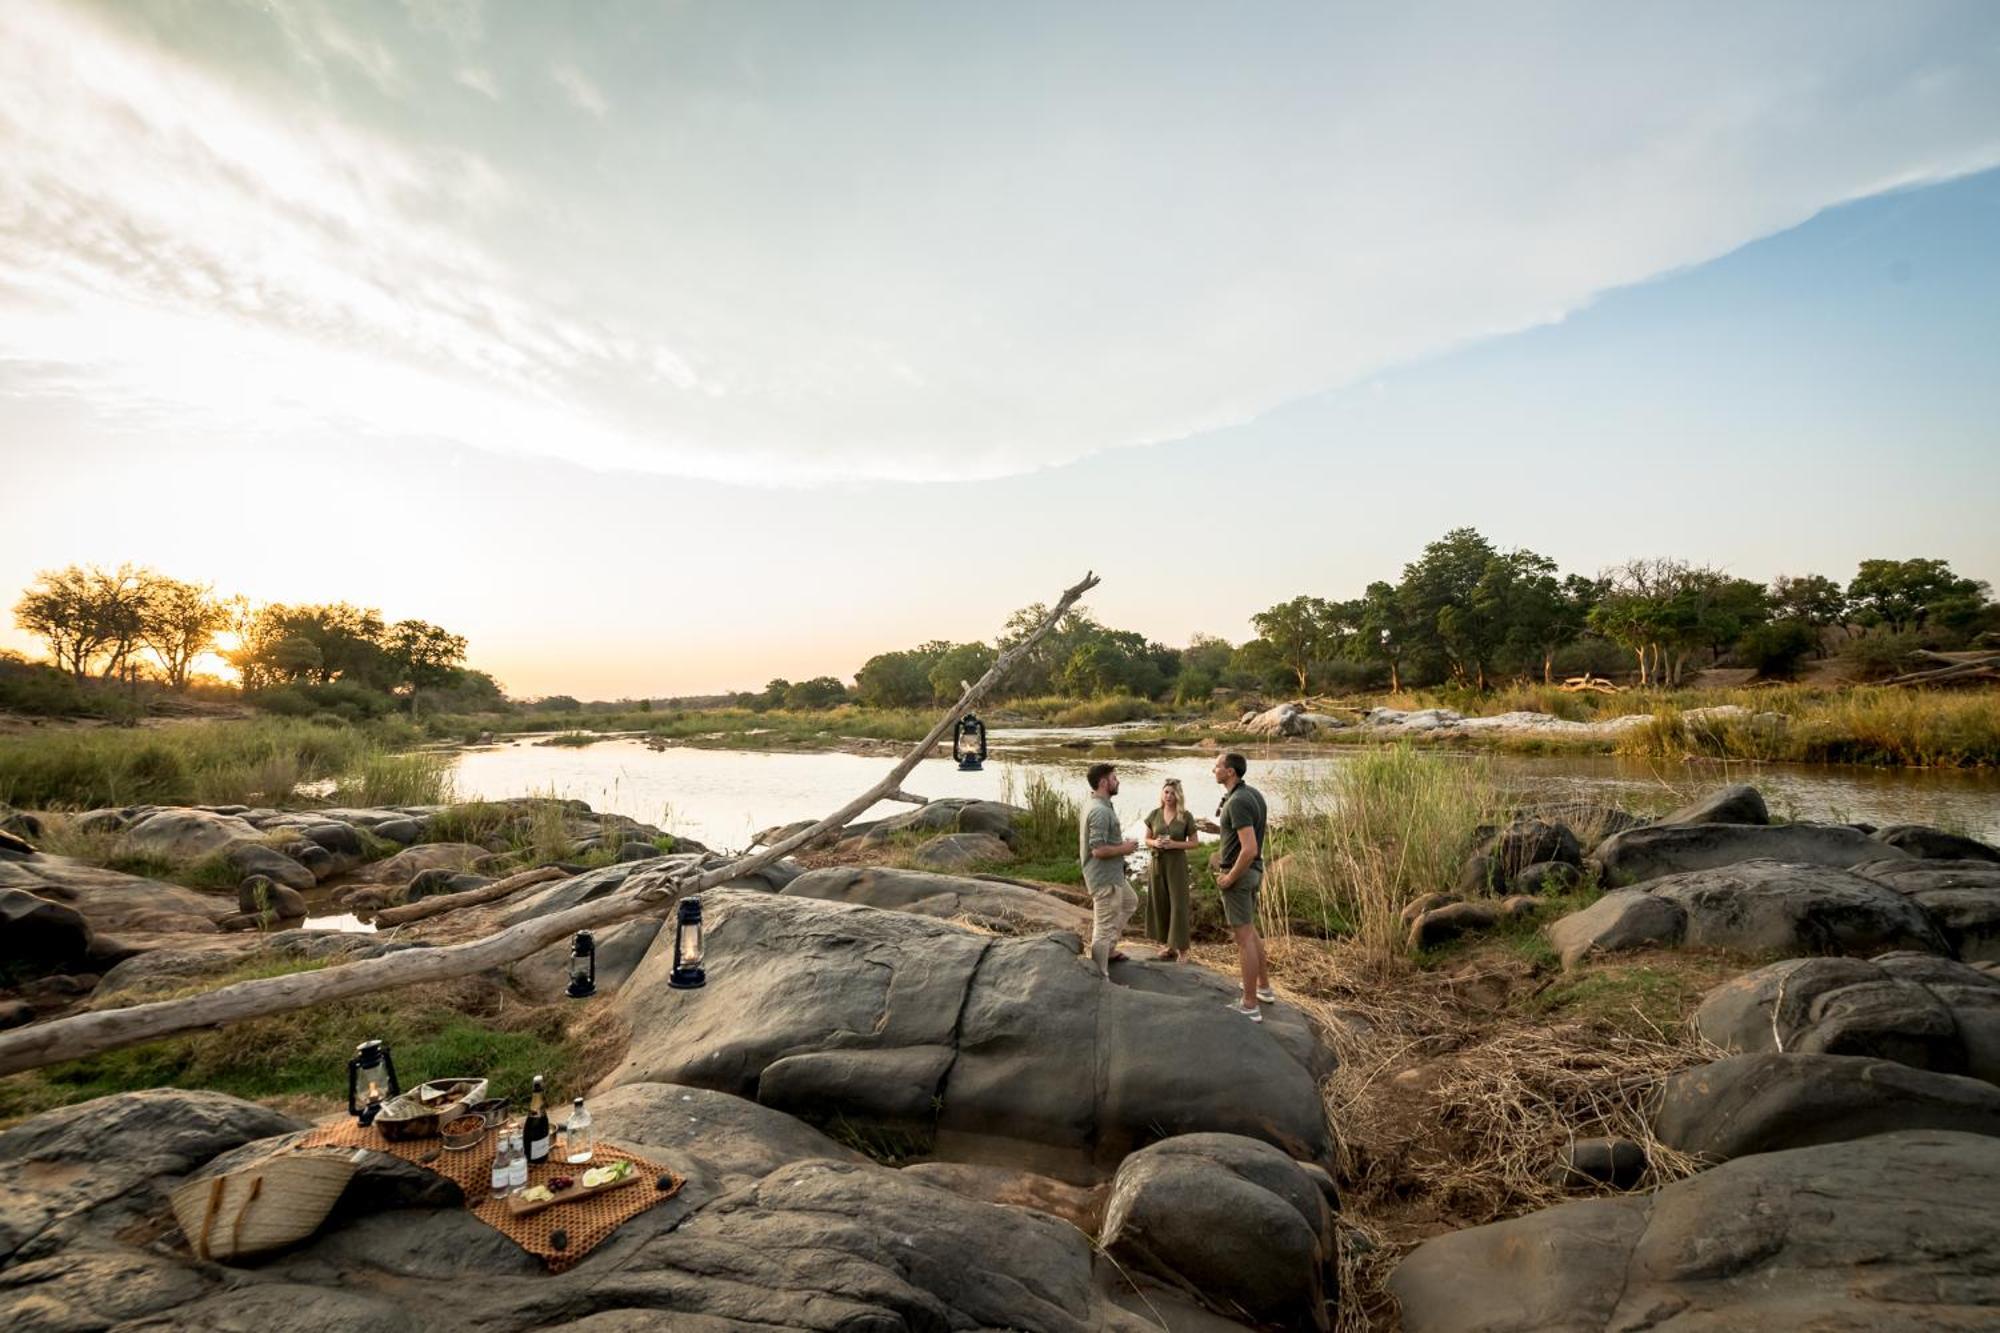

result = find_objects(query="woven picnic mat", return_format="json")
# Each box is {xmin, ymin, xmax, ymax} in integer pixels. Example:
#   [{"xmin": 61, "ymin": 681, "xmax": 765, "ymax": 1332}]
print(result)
[{"xmin": 294, "ymin": 1118, "xmax": 682, "ymax": 1272}]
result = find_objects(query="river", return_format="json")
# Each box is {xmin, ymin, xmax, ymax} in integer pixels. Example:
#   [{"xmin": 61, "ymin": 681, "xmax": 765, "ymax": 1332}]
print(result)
[{"xmin": 449, "ymin": 730, "xmax": 2000, "ymax": 850}]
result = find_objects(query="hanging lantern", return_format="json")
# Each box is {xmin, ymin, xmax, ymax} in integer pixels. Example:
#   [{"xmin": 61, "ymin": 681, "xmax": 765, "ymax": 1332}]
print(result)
[
  {"xmin": 347, "ymin": 1038, "xmax": 399, "ymax": 1122},
  {"xmin": 566, "ymin": 931, "xmax": 598, "ymax": 999},
  {"xmin": 952, "ymin": 712, "xmax": 988, "ymax": 772},
  {"xmin": 669, "ymin": 897, "xmax": 706, "ymax": 989}
]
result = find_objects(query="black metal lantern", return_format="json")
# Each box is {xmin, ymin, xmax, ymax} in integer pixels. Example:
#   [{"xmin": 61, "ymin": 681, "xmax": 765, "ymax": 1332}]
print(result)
[
  {"xmin": 669, "ymin": 897, "xmax": 706, "ymax": 989},
  {"xmin": 566, "ymin": 931, "xmax": 598, "ymax": 999},
  {"xmin": 952, "ymin": 712, "xmax": 988, "ymax": 772},
  {"xmin": 347, "ymin": 1038, "xmax": 399, "ymax": 1122}
]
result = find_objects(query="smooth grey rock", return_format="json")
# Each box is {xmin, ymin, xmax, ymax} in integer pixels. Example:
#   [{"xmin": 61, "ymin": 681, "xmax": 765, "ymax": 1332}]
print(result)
[
  {"xmin": 614, "ymin": 841, "xmax": 666, "ymax": 862},
  {"xmin": 1547, "ymin": 889, "xmax": 1686, "ymax": 968},
  {"xmin": 1101, "ymin": 1133, "xmax": 1337, "ymax": 1331},
  {"xmin": 360, "ymin": 843, "xmax": 489, "ymax": 886},
  {"xmin": 1595, "ymin": 821, "xmax": 1908, "ymax": 885},
  {"xmin": 1656, "ymin": 1051, "xmax": 2000, "ymax": 1161},
  {"xmin": 784, "ymin": 865, "xmax": 1088, "ymax": 935},
  {"xmin": 301, "ymin": 821, "xmax": 366, "ymax": 857},
  {"xmin": 1512, "ymin": 860, "xmax": 1581, "ymax": 895},
  {"xmin": 0, "ymin": 853, "xmax": 227, "ymax": 936},
  {"xmin": 1485, "ymin": 816, "xmax": 1581, "ymax": 879},
  {"xmin": 1649, "ymin": 859, "xmax": 1948, "ymax": 957},
  {"xmin": 911, "ymin": 830, "xmax": 1013, "ymax": 871},
  {"xmin": 956, "ymin": 800, "xmax": 1027, "ymax": 844},
  {"xmin": 120, "ymin": 808, "xmax": 263, "ymax": 859},
  {"xmin": 506, "ymin": 916, "xmax": 662, "ymax": 1002},
  {"xmin": 1552, "ymin": 1136, "xmax": 1647, "ymax": 1190},
  {"xmin": 236, "ymin": 875, "xmax": 307, "ymax": 918},
  {"xmin": 1658, "ymin": 782, "xmax": 1769, "ymax": 826},
  {"xmin": 607, "ymin": 890, "xmax": 1334, "ymax": 1180},
  {"xmin": 1696, "ymin": 953, "xmax": 2000, "ymax": 1084},
  {"xmin": 1454, "ymin": 852, "xmax": 1501, "ymax": 895},
  {"xmin": 1390, "ymin": 1131, "xmax": 2000, "ymax": 1332},
  {"xmin": 403, "ymin": 867, "xmax": 490, "ymax": 901},
  {"xmin": 1855, "ymin": 857, "xmax": 2000, "ymax": 962},
  {"xmin": 221, "ymin": 841, "xmax": 317, "ymax": 892},
  {"xmin": 1874, "ymin": 824, "xmax": 2000, "ymax": 864},
  {"xmin": 371, "ymin": 817, "xmax": 422, "ymax": 845}
]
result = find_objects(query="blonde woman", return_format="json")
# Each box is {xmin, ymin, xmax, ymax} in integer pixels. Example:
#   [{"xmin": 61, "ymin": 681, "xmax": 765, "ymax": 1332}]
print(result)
[{"xmin": 1143, "ymin": 777, "xmax": 1199, "ymax": 960}]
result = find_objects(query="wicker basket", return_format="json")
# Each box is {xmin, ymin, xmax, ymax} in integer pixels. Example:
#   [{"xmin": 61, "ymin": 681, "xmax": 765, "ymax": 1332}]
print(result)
[
  {"xmin": 171, "ymin": 1149, "xmax": 361, "ymax": 1262},
  {"xmin": 374, "ymin": 1078, "xmax": 488, "ymax": 1142}
]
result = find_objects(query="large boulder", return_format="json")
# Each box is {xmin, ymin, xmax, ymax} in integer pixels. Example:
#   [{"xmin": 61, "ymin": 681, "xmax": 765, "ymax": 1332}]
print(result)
[
  {"xmin": 1873, "ymin": 824, "xmax": 2000, "ymax": 864},
  {"xmin": 1245, "ymin": 703, "xmax": 1316, "ymax": 737},
  {"xmin": 1695, "ymin": 952, "xmax": 2000, "ymax": 1084},
  {"xmin": 1855, "ymin": 857, "xmax": 2000, "ymax": 962},
  {"xmin": 220, "ymin": 841, "xmax": 317, "ymax": 892},
  {"xmin": 1389, "ymin": 1131, "xmax": 2000, "ymax": 1331},
  {"xmin": 1656, "ymin": 1052, "xmax": 2000, "ymax": 1161},
  {"xmin": 606, "ymin": 890, "xmax": 1335, "ymax": 1180},
  {"xmin": 1101, "ymin": 1133, "xmax": 1337, "ymax": 1330},
  {"xmin": 235, "ymin": 875, "xmax": 308, "ymax": 919},
  {"xmin": 1656, "ymin": 782, "xmax": 1768, "ymax": 827},
  {"xmin": 0, "ymin": 853, "xmax": 229, "ymax": 936},
  {"xmin": 783, "ymin": 866, "xmax": 1090, "ymax": 935},
  {"xmin": 119, "ymin": 808, "xmax": 264, "ymax": 859},
  {"xmin": 1483, "ymin": 816, "xmax": 1582, "ymax": 881},
  {"xmin": 1594, "ymin": 821, "xmax": 1907, "ymax": 885},
  {"xmin": 1545, "ymin": 861, "xmax": 1948, "ymax": 966},
  {"xmin": 359, "ymin": 843, "xmax": 490, "ymax": 887},
  {"xmin": 0, "ymin": 1090, "xmax": 303, "ymax": 1264}
]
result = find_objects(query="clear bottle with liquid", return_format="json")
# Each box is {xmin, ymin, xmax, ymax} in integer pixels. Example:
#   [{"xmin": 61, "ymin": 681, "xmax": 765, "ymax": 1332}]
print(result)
[
  {"xmin": 489, "ymin": 1130, "xmax": 514, "ymax": 1199},
  {"xmin": 563, "ymin": 1097, "xmax": 594, "ymax": 1164},
  {"xmin": 507, "ymin": 1127, "xmax": 529, "ymax": 1191}
]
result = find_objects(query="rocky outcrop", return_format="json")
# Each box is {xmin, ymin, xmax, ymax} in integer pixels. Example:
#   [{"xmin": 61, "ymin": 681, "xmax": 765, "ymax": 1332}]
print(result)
[
  {"xmin": 1655, "ymin": 1051, "xmax": 2000, "ymax": 1161},
  {"xmin": 1390, "ymin": 1131, "xmax": 2000, "ymax": 1331},
  {"xmin": 1101, "ymin": 1133, "xmax": 1338, "ymax": 1331},
  {"xmin": 605, "ymin": 890, "xmax": 1335, "ymax": 1180},
  {"xmin": 1656, "ymin": 782, "xmax": 1768, "ymax": 827},
  {"xmin": 783, "ymin": 865, "xmax": 1089, "ymax": 934},
  {"xmin": 1545, "ymin": 860, "xmax": 1947, "ymax": 967},
  {"xmin": 1594, "ymin": 820, "xmax": 1908, "ymax": 885},
  {"xmin": 1695, "ymin": 952, "xmax": 2000, "ymax": 1084},
  {"xmin": 910, "ymin": 830, "xmax": 1013, "ymax": 870}
]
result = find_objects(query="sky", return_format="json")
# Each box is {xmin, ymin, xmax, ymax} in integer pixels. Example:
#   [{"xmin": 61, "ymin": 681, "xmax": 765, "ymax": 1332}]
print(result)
[{"xmin": 3, "ymin": 0, "xmax": 1998, "ymax": 698}]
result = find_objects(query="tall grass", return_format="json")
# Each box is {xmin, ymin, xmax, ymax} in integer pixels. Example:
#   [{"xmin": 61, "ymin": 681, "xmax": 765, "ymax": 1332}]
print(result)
[
  {"xmin": 1005, "ymin": 771, "xmax": 1083, "ymax": 862},
  {"xmin": 334, "ymin": 750, "xmax": 456, "ymax": 807},
  {"xmin": 1272, "ymin": 746, "xmax": 1504, "ymax": 963},
  {"xmin": 1617, "ymin": 688, "xmax": 2000, "ymax": 767}
]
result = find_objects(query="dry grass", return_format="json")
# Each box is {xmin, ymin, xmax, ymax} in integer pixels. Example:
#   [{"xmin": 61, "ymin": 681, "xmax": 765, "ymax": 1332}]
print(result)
[{"xmin": 1202, "ymin": 935, "xmax": 1724, "ymax": 1331}]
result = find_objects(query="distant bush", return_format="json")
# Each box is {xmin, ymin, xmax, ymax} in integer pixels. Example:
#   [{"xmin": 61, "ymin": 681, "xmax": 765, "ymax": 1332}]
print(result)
[
  {"xmin": 1840, "ymin": 632, "xmax": 1923, "ymax": 682},
  {"xmin": 248, "ymin": 681, "xmax": 398, "ymax": 722},
  {"xmin": 1738, "ymin": 620, "xmax": 1820, "ymax": 679}
]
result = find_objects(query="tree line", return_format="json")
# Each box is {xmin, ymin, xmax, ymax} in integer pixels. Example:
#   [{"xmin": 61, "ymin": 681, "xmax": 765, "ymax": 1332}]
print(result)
[
  {"xmin": 836, "ymin": 528, "xmax": 1996, "ymax": 707},
  {"xmin": 8, "ymin": 564, "xmax": 499, "ymax": 714}
]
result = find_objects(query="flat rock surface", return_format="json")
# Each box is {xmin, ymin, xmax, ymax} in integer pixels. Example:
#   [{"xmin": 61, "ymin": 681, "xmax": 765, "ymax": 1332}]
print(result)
[
  {"xmin": 1595, "ymin": 821, "xmax": 1909, "ymax": 885},
  {"xmin": 1390, "ymin": 1130, "xmax": 2000, "ymax": 1331},
  {"xmin": 0, "ymin": 853, "xmax": 228, "ymax": 936},
  {"xmin": 783, "ymin": 865, "xmax": 1090, "ymax": 934}
]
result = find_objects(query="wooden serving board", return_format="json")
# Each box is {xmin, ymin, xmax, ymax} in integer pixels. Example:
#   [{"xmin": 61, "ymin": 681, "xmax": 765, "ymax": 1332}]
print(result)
[{"xmin": 504, "ymin": 1168, "xmax": 641, "ymax": 1217}]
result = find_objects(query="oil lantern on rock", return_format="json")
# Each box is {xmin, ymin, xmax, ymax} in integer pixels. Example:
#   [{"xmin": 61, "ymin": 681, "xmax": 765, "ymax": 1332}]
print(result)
[
  {"xmin": 669, "ymin": 897, "xmax": 706, "ymax": 989},
  {"xmin": 952, "ymin": 712, "xmax": 988, "ymax": 772},
  {"xmin": 348, "ymin": 1038, "xmax": 399, "ymax": 1123},
  {"xmin": 566, "ymin": 930, "xmax": 597, "ymax": 999}
]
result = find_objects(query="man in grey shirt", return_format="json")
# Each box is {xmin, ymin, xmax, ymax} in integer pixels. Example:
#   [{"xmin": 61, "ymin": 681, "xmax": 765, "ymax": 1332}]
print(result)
[{"xmin": 1079, "ymin": 762, "xmax": 1139, "ymax": 980}]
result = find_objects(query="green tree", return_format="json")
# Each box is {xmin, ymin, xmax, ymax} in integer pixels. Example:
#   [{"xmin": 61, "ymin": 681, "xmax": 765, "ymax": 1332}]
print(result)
[
  {"xmin": 1848, "ymin": 558, "xmax": 1989, "ymax": 637},
  {"xmin": 1399, "ymin": 528, "xmax": 1503, "ymax": 688},
  {"xmin": 1249, "ymin": 595, "xmax": 1338, "ymax": 695},
  {"xmin": 1354, "ymin": 582, "xmax": 1413, "ymax": 692},
  {"xmin": 854, "ymin": 648, "xmax": 938, "ymax": 707},
  {"xmin": 926, "ymin": 641, "xmax": 997, "ymax": 703},
  {"xmin": 783, "ymin": 676, "xmax": 849, "ymax": 709},
  {"xmin": 382, "ymin": 619, "xmax": 468, "ymax": 706}
]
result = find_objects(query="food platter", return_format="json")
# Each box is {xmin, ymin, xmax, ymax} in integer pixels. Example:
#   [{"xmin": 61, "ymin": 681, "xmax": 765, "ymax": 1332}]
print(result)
[{"xmin": 504, "ymin": 1158, "xmax": 641, "ymax": 1216}]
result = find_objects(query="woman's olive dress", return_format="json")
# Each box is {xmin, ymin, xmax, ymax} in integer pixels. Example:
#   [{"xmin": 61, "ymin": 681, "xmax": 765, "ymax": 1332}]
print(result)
[{"xmin": 1143, "ymin": 807, "xmax": 1195, "ymax": 952}]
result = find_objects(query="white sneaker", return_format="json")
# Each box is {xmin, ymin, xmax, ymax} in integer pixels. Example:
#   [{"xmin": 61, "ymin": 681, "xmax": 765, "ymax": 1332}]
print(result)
[
  {"xmin": 1255, "ymin": 985, "xmax": 1277, "ymax": 1005},
  {"xmin": 1225, "ymin": 1000, "xmax": 1263, "ymax": 1023}
]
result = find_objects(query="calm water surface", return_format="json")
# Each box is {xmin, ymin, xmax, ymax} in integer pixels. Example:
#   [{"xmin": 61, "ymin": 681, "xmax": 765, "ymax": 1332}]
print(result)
[{"xmin": 450, "ymin": 734, "xmax": 2000, "ymax": 850}]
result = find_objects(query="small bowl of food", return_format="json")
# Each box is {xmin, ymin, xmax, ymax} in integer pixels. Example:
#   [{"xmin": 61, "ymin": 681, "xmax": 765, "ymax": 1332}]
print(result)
[{"xmin": 441, "ymin": 1113, "xmax": 490, "ymax": 1152}]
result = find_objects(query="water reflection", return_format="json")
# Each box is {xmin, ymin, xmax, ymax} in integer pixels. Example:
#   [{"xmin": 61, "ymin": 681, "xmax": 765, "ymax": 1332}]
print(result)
[{"xmin": 450, "ymin": 736, "xmax": 2000, "ymax": 851}]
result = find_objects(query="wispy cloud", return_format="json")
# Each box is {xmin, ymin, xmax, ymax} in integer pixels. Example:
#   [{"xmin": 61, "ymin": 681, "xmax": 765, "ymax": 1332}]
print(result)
[
  {"xmin": 551, "ymin": 62, "xmax": 609, "ymax": 118},
  {"xmin": 455, "ymin": 65, "xmax": 499, "ymax": 99}
]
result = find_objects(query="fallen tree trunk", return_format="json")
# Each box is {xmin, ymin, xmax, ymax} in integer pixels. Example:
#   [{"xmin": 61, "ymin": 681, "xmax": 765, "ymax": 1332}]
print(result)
[
  {"xmin": 0, "ymin": 572, "xmax": 1100, "ymax": 1077},
  {"xmin": 371, "ymin": 865, "xmax": 570, "ymax": 928}
]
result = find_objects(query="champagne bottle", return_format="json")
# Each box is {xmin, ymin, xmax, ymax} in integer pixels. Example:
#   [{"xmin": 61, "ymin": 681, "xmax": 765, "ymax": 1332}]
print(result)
[{"xmin": 524, "ymin": 1076, "xmax": 551, "ymax": 1164}]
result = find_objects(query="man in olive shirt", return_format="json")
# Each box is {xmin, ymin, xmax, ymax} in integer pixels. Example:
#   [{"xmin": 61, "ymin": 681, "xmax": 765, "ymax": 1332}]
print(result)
[
  {"xmin": 1206, "ymin": 751, "xmax": 1275, "ymax": 1020},
  {"xmin": 1079, "ymin": 762, "xmax": 1139, "ymax": 980}
]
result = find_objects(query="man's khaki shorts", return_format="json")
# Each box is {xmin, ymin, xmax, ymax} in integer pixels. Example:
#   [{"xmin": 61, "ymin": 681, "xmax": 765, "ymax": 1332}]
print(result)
[{"xmin": 1221, "ymin": 867, "xmax": 1262, "ymax": 929}]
